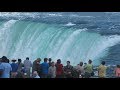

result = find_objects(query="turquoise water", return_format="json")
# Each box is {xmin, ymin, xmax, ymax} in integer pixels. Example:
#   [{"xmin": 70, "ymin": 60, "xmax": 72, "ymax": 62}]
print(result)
[{"xmin": 0, "ymin": 19, "xmax": 120, "ymax": 66}]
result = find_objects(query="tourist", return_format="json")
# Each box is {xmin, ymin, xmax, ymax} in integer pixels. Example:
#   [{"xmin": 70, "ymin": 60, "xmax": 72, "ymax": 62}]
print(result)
[
  {"xmin": 98, "ymin": 61, "xmax": 107, "ymax": 78},
  {"xmin": 0, "ymin": 58, "xmax": 3, "ymax": 77},
  {"xmin": 114, "ymin": 65, "xmax": 120, "ymax": 78},
  {"xmin": 11, "ymin": 59, "xmax": 18, "ymax": 78},
  {"xmin": 17, "ymin": 59, "xmax": 24, "ymax": 73},
  {"xmin": 75, "ymin": 62, "xmax": 85, "ymax": 78},
  {"xmin": 84, "ymin": 59, "xmax": 93, "ymax": 78},
  {"xmin": 48, "ymin": 58, "xmax": 52, "ymax": 67},
  {"xmin": 32, "ymin": 58, "xmax": 41, "ymax": 77},
  {"xmin": 32, "ymin": 71, "xmax": 40, "ymax": 78},
  {"xmin": 64, "ymin": 61, "xmax": 73, "ymax": 78},
  {"xmin": 55, "ymin": 59, "xmax": 63, "ymax": 78},
  {"xmin": 41, "ymin": 58, "xmax": 49, "ymax": 78},
  {"xmin": 23, "ymin": 57, "xmax": 32, "ymax": 78},
  {"xmin": 0, "ymin": 56, "xmax": 12, "ymax": 78},
  {"xmin": 48, "ymin": 62, "xmax": 56, "ymax": 78}
]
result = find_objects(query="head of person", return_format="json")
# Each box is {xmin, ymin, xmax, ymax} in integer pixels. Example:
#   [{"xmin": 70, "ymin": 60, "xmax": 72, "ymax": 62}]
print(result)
[
  {"xmin": 57, "ymin": 59, "xmax": 61, "ymax": 64},
  {"xmin": 44, "ymin": 58, "xmax": 48, "ymax": 62},
  {"xmin": 1, "ymin": 56, "xmax": 7, "ymax": 62},
  {"xmin": 88, "ymin": 59, "xmax": 92, "ymax": 64},
  {"xmin": 101, "ymin": 61, "xmax": 105, "ymax": 65},
  {"xmin": 36, "ymin": 58, "xmax": 41, "ymax": 64},
  {"xmin": 80, "ymin": 62, "xmax": 83, "ymax": 66},
  {"xmin": 67, "ymin": 61, "xmax": 70, "ymax": 66},
  {"xmin": 49, "ymin": 58, "xmax": 52, "ymax": 62},
  {"xmin": 26, "ymin": 57, "xmax": 29, "ymax": 60},
  {"xmin": 23, "ymin": 73, "xmax": 27, "ymax": 78},
  {"xmin": 12, "ymin": 59, "xmax": 16, "ymax": 63},
  {"xmin": 51, "ymin": 62, "xmax": 55, "ymax": 67},
  {"xmin": 117, "ymin": 65, "xmax": 120, "ymax": 68},
  {"xmin": 18, "ymin": 59, "xmax": 22, "ymax": 63},
  {"xmin": 84, "ymin": 63, "xmax": 87, "ymax": 65},
  {"xmin": 33, "ymin": 71, "xmax": 38, "ymax": 77}
]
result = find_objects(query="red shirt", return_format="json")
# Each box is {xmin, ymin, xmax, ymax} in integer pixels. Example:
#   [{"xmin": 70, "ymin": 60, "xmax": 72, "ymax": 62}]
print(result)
[
  {"xmin": 115, "ymin": 68, "xmax": 120, "ymax": 77},
  {"xmin": 55, "ymin": 63, "xmax": 63, "ymax": 75}
]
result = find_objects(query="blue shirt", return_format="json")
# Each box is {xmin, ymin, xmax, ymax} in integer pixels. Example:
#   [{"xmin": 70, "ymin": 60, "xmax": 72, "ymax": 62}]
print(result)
[
  {"xmin": 11, "ymin": 63, "xmax": 18, "ymax": 72},
  {"xmin": 0, "ymin": 63, "xmax": 12, "ymax": 78},
  {"xmin": 41, "ymin": 62, "xmax": 49, "ymax": 74}
]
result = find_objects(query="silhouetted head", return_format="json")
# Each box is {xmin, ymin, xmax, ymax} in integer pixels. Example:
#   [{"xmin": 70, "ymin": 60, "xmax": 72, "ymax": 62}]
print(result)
[
  {"xmin": 44, "ymin": 58, "xmax": 48, "ymax": 62},
  {"xmin": 12, "ymin": 59, "xmax": 16, "ymax": 62},
  {"xmin": 80, "ymin": 62, "xmax": 83, "ymax": 66},
  {"xmin": 57, "ymin": 59, "xmax": 61, "ymax": 64},
  {"xmin": 36, "ymin": 58, "xmax": 41, "ymax": 62},
  {"xmin": 26, "ymin": 57, "xmax": 29, "ymax": 60},
  {"xmin": 67, "ymin": 61, "xmax": 70, "ymax": 65},
  {"xmin": 33, "ymin": 71, "xmax": 38, "ymax": 77},
  {"xmin": 2, "ymin": 56, "xmax": 7, "ymax": 62},
  {"xmin": 51, "ymin": 62, "xmax": 55, "ymax": 67},
  {"xmin": 101, "ymin": 61, "xmax": 105, "ymax": 65},
  {"xmin": 117, "ymin": 65, "xmax": 120, "ymax": 68},
  {"xmin": 49, "ymin": 58, "xmax": 52, "ymax": 62},
  {"xmin": 18, "ymin": 59, "xmax": 22, "ymax": 62},
  {"xmin": 88, "ymin": 59, "xmax": 92, "ymax": 64}
]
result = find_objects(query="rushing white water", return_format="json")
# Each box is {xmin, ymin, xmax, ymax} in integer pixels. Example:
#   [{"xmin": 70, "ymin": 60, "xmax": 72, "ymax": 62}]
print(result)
[
  {"xmin": 64, "ymin": 22, "xmax": 76, "ymax": 26},
  {"xmin": 0, "ymin": 20, "xmax": 120, "ymax": 66}
]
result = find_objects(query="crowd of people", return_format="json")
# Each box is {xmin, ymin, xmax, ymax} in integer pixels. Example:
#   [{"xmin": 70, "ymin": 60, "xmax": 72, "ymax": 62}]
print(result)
[{"xmin": 0, "ymin": 56, "xmax": 120, "ymax": 78}]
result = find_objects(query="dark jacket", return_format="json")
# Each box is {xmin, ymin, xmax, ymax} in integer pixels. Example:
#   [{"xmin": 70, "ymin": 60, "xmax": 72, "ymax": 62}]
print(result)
[{"xmin": 32, "ymin": 60, "xmax": 41, "ymax": 74}]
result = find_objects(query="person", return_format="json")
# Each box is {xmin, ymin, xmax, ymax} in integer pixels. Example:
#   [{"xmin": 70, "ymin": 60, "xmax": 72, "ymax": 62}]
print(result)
[
  {"xmin": 15, "ymin": 72, "xmax": 24, "ymax": 78},
  {"xmin": 32, "ymin": 58, "xmax": 41, "ymax": 77},
  {"xmin": 0, "ymin": 58, "xmax": 4, "ymax": 77},
  {"xmin": 48, "ymin": 58, "xmax": 52, "ymax": 67},
  {"xmin": 98, "ymin": 61, "xmax": 107, "ymax": 78},
  {"xmin": 17, "ymin": 59, "xmax": 24, "ymax": 73},
  {"xmin": 64, "ymin": 61, "xmax": 73, "ymax": 78},
  {"xmin": 84, "ymin": 59, "xmax": 93, "ymax": 78},
  {"xmin": 75, "ymin": 62, "xmax": 85, "ymax": 78},
  {"xmin": 21, "ymin": 66, "xmax": 27, "ymax": 78},
  {"xmin": 0, "ymin": 58, "xmax": 2, "ymax": 63},
  {"xmin": 23, "ymin": 73, "xmax": 28, "ymax": 78},
  {"xmin": 0, "ymin": 56, "xmax": 12, "ymax": 78},
  {"xmin": 55, "ymin": 59, "xmax": 63, "ymax": 78},
  {"xmin": 32, "ymin": 71, "xmax": 40, "ymax": 78},
  {"xmin": 41, "ymin": 58, "xmax": 49, "ymax": 78},
  {"xmin": 11, "ymin": 59, "xmax": 18, "ymax": 78},
  {"xmin": 15, "ymin": 65, "xmax": 26, "ymax": 78},
  {"xmin": 74, "ymin": 64, "xmax": 80, "ymax": 78},
  {"xmin": 114, "ymin": 65, "xmax": 120, "ymax": 78},
  {"xmin": 23, "ymin": 57, "xmax": 32, "ymax": 78},
  {"xmin": 48, "ymin": 62, "xmax": 56, "ymax": 78}
]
